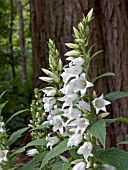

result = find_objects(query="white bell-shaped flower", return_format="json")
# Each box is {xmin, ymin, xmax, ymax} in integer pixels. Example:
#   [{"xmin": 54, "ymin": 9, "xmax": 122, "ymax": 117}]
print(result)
[
  {"xmin": 0, "ymin": 122, "xmax": 4, "ymax": 133},
  {"xmin": 64, "ymin": 106, "xmax": 82, "ymax": 120},
  {"xmin": 49, "ymin": 115, "xmax": 65, "ymax": 135},
  {"xmin": 0, "ymin": 150, "xmax": 8, "ymax": 163},
  {"xmin": 77, "ymin": 142, "xmax": 93, "ymax": 163},
  {"xmin": 92, "ymin": 95, "xmax": 111, "ymax": 114},
  {"xmin": 66, "ymin": 57, "xmax": 84, "ymax": 67},
  {"xmin": 68, "ymin": 118, "xmax": 89, "ymax": 134},
  {"xmin": 42, "ymin": 87, "xmax": 56, "ymax": 96},
  {"xmin": 67, "ymin": 134, "xmax": 83, "ymax": 147},
  {"xmin": 73, "ymin": 73, "xmax": 94, "ymax": 96},
  {"xmin": 76, "ymin": 100, "xmax": 90, "ymax": 113},
  {"xmin": 26, "ymin": 148, "xmax": 38, "ymax": 157},
  {"xmin": 60, "ymin": 81, "xmax": 75, "ymax": 95},
  {"xmin": 46, "ymin": 135, "xmax": 59, "ymax": 150},
  {"xmin": 58, "ymin": 93, "xmax": 78, "ymax": 108},
  {"xmin": 61, "ymin": 65, "xmax": 82, "ymax": 83},
  {"xmin": 72, "ymin": 161, "xmax": 86, "ymax": 170},
  {"xmin": 62, "ymin": 125, "xmax": 76, "ymax": 137},
  {"xmin": 43, "ymin": 96, "xmax": 56, "ymax": 112},
  {"xmin": 50, "ymin": 105, "xmax": 62, "ymax": 115}
]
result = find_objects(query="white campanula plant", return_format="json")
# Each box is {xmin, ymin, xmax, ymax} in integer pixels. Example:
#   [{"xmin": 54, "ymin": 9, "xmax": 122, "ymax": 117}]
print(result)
[
  {"xmin": 1, "ymin": 9, "xmax": 128, "ymax": 170},
  {"xmin": 21, "ymin": 9, "xmax": 128, "ymax": 170}
]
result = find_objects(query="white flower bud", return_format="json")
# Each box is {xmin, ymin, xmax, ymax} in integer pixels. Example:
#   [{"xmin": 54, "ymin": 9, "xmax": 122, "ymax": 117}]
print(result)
[
  {"xmin": 41, "ymin": 68, "xmax": 59, "ymax": 82},
  {"xmin": 39, "ymin": 77, "xmax": 53, "ymax": 83},
  {"xmin": 58, "ymin": 59, "xmax": 63, "ymax": 71},
  {"xmin": 65, "ymin": 43, "xmax": 78, "ymax": 49},
  {"xmin": 26, "ymin": 149, "xmax": 38, "ymax": 157},
  {"xmin": 87, "ymin": 8, "xmax": 93, "ymax": 21},
  {"xmin": 73, "ymin": 27, "xmax": 80, "ymax": 38},
  {"xmin": 0, "ymin": 122, "xmax": 4, "ymax": 133},
  {"xmin": 64, "ymin": 50, "xmax": 80, "ymax": 56}
]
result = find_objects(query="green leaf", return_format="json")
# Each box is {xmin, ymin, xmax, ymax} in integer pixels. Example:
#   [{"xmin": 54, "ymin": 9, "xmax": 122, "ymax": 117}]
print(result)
[
  {"xmin": 10, "ymin": 138, "xmax": 47, "ymax": 159},
  {"xmin": 52, "ymin": 162, "xmax": 71, "ymax": 170},
  {"xmin": 90, "ymin": 50, "xmax": 103, "ymax": 60},
  {"xmin": 104, "ymin": 91, "xmax": 128, "ymax": 102},
  {"xmin": 40, "ymin": 139, "xmax": 68, "ymax": 169},
  {"xmin": 0, "ymin": 101, "xmax": 8, "ymax": 115},
  {"xmin": 72, "ymin": 97, "xmax": 81, "ymax": 106},
  {"xmin": 6, "ymin": 109, "xmax": 29, "ymax": 125},
  {"xmin": 88, "ymin": 120, "xmax": 106, "ymax": 148},
  {"xmin": 0, "ymin": 90, "xmax": 7, "ymax": 99},
  {"xmin": 92, "ymin": 72, "xmax": 115, "ymax": 83},
  {"xmin": 8, "ymin": 127, "xmax": 29, "ymax": 146},
  {"xmin": 117, "ymin": 141, "xmax": 128, "ymax": 145},
  {"xmin": 70, "ymin": 148, "xmax": 82, "ymax": 160},
  {"xmin": 104, "ymin": 117, "xmax": 128, "ymax": 126},
  {"xmin": 21, "ymin": 151, "xmax": 48, "ymax": 170},
  {"xmin": 97, "ymin": 148, "xmax": 128, "ymax": 170}
]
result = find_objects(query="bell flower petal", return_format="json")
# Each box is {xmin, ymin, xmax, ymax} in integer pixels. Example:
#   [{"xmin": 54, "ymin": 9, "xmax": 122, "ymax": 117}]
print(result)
[
  {"xmin": 67, "ymin": 134, "xmax": 83, "ymax": 147},
  {"xmin": 42, "ymin": 87, "xmax": 56, "ymax": 96},
  {"xmin": 77, "ymin": 142, "xmax": 93, "ymax": 163},
  {"xmin": 72, "ymin": 161, "xmax": 86, "ymax": 170},
  {"xmin": 103, "ymin": 164, "xmax": 117, "ymax": 170},
  {"xmin": 49, "ymin": 115, "xmax": 65, "ymax": 135},
  {"xmin": 76, "ymin": 100, "xmax": 90, "ymax": 112},
  {"xmin": 0, "ymin": 122, "xmax": 4, "ymax": 133},
  {"xmin": 58, "ymin": 93, "xmax": 78, "ymax": 108},
  {"xmin": 68, "ymin": 118, "xmax": 89, "ymax": 134},
  {"xmin": 73, "ymin": 73, "xmax": 94, "ymax": 96},
  {"xmin": 92, "ymin": 94, "xmax": 111, "ymax": 114},
  {"xmin": 0, "ymin": 150, "xmax": 8, "ymax": 163},
  {"xmin": 26, "ymin": 149, "xmax": 38, "ymax": 157},
  {"xmin": 46, "ymin": 136, "xmax": 59, "ymax": 150}
]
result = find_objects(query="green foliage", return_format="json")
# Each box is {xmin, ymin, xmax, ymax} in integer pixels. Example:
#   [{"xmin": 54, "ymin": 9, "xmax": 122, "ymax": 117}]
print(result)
[
  {"xmin": 10, "ymin": 139, "xmax": 47, "ymax": 159},
  {"xmin": 0, "ymin": 101, "xmax": 8, "ymax": 116},
  {"xmin": 104, "ymin": 91, "xmax": 128, "ymax": 101},
  {"xmin": 0, "ymin": 0, "xmax": 32, "ymax": 134},
  {"xmin": 117, "ymin": 141, "xmax": 128, "ymax": 145},
  {"xmin": 40, "ymin": 139, "xmax": 69, "ymax": 169},
  {"xmin": 70, "ymin": 148, "xmax": 82, "ymax": 160},
  {"xmin": 8, "ymin": 127, "xmax": 29, "ymax": 146},
  {"xmin": 52, "ymin": 162, "xmax": 71, "ymax": 170},
  {"xmin": 21, "ymin": 151, "xmax": 48, "ymax": 170},
  {"xmin": 5, "ymin": 109, "xmax": 29, "ymax": 125},
  {"xmin": 104, "ymin": 117, "xmax": 128, "ymax": 126},
  {"xmin": 0, "ymin": 77, "xmax": 32, "ymax": 135},
  {"xmin": 92, "ymin": 72, "xmax": 115, "ymax": 83},
  {"xmin": 97, "ymin": 148, "xmax": 128, "ymax": 170},
  {"xmin": 88, "ymin": 120, "xmax": 106, "ymax": 148}
]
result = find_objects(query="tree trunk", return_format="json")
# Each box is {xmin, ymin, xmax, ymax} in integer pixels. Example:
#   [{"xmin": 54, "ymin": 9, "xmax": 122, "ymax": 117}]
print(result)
[
  {"xmin": 9, "ymin": 0, "xmax": 16, "ymax": 79},
  {"xmin": 30, "ymin": 0, "xmax": 128, "ymax": 150},
  {"xmin": 16, "ymin": 0, "xmax": 27, "ymax": 83}
]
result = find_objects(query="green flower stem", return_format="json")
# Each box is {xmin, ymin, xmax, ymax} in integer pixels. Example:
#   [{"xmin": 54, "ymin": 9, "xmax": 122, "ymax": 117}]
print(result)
[{"xmin": 83, "ymin": 43, "xmax": 98, "ymax": 168}]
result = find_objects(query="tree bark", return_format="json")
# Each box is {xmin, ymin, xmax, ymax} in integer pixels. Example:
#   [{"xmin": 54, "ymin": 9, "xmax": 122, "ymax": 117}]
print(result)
[
  {"xmin": 9, "ymin": 0, "xmax": 16, "ymax": 79},
  {"xmin": 30, "ymin": 0, "xmax": 128, "ymax": 150},
  {"xmin": 16, "ymin": 0, "xmax": 27, "ymax": 83}
]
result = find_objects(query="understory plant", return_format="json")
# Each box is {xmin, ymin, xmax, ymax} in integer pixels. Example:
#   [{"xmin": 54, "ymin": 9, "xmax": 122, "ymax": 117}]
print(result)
[
  {"xmin": 23, "ymin": 9, "xmax": 128, "ymax": 170},
  {"xmin": 1, "ymin": 9, "xmax": 128, "ymax": 170}
]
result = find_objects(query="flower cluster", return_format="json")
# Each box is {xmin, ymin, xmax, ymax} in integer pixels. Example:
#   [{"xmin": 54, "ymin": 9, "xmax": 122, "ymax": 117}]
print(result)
[
  {"xmin": 38, "ymin": 9, "xmax": 115, "ymax": 170},
  {"xmin": 27, "ymin": 9, "xmax": 119, "ymax": 170},
  {"xmin": 29, "ymin": 88, "xmax": 46, "ymax": 140}
]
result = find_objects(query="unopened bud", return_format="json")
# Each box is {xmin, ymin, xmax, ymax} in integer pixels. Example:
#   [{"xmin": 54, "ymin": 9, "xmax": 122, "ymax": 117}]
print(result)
[
  {"xmin": 100, "ymin": 112, "xmax": 110, "ymax": 118},
  {"xmin": 93, "ymin": 91, "xmax": 97, "ymax": 98}
]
